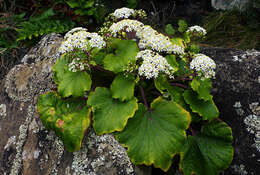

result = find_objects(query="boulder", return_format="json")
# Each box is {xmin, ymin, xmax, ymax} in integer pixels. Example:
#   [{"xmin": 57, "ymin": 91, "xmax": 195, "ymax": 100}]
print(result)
[
  {"xmin": 0, "ymin": 33, "xmax": 151, "ymax": 175},
  {"xmin": 211, "ymin": 0, "xmax": 250, "ymax": 11},
  {"xmin": 201, "ymin": 47, "xmax": 260, "ymax": 175}
]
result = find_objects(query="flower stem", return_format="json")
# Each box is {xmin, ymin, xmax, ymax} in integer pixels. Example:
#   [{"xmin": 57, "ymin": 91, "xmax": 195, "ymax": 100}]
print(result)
[
  {"xmin": 170, "ymin": 83, "xmax": 188, "ymax": 89},
  {"xmin": 139, "ymin": 85, "xmax": 149, "ymax": 110},
  {"xmin": 90, "ymin": 65, "xmax": 114, "ymax": 75}
]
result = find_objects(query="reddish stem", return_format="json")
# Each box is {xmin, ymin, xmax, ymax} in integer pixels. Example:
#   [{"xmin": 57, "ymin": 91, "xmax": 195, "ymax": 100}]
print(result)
[
  {"xmin": 170, "ymin": 83, "xmax": 188, "ymax": 89},
  {"xmin": 139, "ymin": 85, "xmax": 149, "ymax": 110}
]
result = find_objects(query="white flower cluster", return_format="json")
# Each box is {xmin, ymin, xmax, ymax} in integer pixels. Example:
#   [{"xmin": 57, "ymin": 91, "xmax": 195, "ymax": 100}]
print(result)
[
  {"xmin": 109, "ymin": 21, "xmax": 185, "ymax": 55},
  {"xmin": 137, "ymin": 50, "xmax": 175, "ymax": 79},
  {"xmin": 64, "ymin": 27, "xmax": 88, "ymax": 40},
  {"xmin": 186, "ymin": 25, "xmax": 207, "ymax": 36},
  {"xmin": 190, "ymin": 54, "xmax": 216, "ymax": 79},
  {"xmin": 113, "ymin": 7, "xmax": 135, "ymax": 19},
  {"xmin": 68, "ymin": 58, "xmax": 89, "ymax": 72},
  {"xmin": 109, "ymin": 19, "xmax": 144, "ymax": 37},
  {"xmin": 59, "ymin": 28, "xmax": 106, "ymax": 54},
  {"xmin": 137, "ymin": 25, "xmax": 185, "ymax": 54}
]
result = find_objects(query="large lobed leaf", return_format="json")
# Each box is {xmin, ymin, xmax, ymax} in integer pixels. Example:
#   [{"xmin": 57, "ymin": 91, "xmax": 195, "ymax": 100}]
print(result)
[
  {"xmin": 87, "ymin": 87, "xmax": 138, "ymax": 135},
  {"xmin": 103, "ymin": 39, "xmax": 139, "ymax": 73},
  {"xmin": 183, "ymin": 90, "xmax": 219, "ymax": 120},
  {"xmin": 190, "ymin": 77, "xmax": 212, "ymax": 101},
  {"xmin": 110, "ymin": 74, "xmax": 135, "ymax": 101},
  {"xmin": 53, "ymin": 55, "xmax": 92, "ymax": 98},
  {"xmin": 180, "ymin": 120, "xmax": 234, "ymax": 175},
  {"xmin": 37, "ymin": 92, "xmax": 91, "ymax": 152},
  {"xmin": 115, "ymin": 97, "xmax": 191, "ymax": 171}
]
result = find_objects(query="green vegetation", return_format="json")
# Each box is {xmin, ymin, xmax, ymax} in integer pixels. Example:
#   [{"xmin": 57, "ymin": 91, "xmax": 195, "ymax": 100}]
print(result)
[
  {"xmin": 201, "ymin": 9, "xmax": 260, "ymax": 50},
  {"xmin": 16, "ymin": 8, "xmax": 74, "ymax": 41}
]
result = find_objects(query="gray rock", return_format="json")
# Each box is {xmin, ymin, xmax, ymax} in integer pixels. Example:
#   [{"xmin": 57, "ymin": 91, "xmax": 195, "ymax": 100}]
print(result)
[
  {"xmin": 0, "ymin": 33, "xmax": 151, "ymax": 175},
  {"xmin": 211, "ymin": 0, "xmax": 250, "ymax": 11},
  {"xmin": 201, "ymin": 47, "xmax": 260, "ymax": 175}
]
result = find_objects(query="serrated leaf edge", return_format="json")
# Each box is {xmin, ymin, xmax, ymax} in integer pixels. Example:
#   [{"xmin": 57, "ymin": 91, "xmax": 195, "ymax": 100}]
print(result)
[
  {"xmin": 184, "ymin": 91, "xmax": 219, "ymax": 120},
  {"xmin": 93, "ymin": 97, "xmax": 139, "ymax": 135},
  {"xmin": 115, "ymin": 97, "xmax": 191, "ymax": 172},
  {"xmin": 179, "ymin": 120, "xmax": 234, "ymax": 175}
]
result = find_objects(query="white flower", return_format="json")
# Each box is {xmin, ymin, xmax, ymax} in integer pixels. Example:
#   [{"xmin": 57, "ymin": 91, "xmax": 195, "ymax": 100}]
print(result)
[
  {"xmin": 186, "ymin": 25, "xmax": 207, "ymax": 36},
  {"xmin": 136, "ymin": 25, "xmax": 185, "ymax": 54},
  {"xmin": 137, "ymin": 50, "xmax": 175, "ymax": 79},
  {"xmin": 190, "ymin": 54, "xmax": 216, "ymax": 79},
  {"xmin": 64, "ymin": 27, "xmax": 88, "ymax": 40},
  {"xmin": 109, "ymin": 19, "xmax": 144, "ymax": 37},
  {"xmin": 68, "ymin": 57, "xmax": 88, "ymax": 72},
  {"xmin": 113, "ymin": 7, "xmax": 135, "ymax": 19},
  {"xmin": 58, "ymin": 29, "xmax": 106, "ymax": 54}
]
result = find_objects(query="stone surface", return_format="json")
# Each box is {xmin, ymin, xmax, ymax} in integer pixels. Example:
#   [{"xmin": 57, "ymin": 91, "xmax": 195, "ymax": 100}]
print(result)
[
  {"xmin": 201, "ymin": 47, "xmax": 260, "ymax": 175},
  {"xmin": 211, "ymin": 0, "xmax": 250, "ymax": 11},
  {"xmin": 0, "ymin": 33, "xmax": 151, "ymax": 175}
]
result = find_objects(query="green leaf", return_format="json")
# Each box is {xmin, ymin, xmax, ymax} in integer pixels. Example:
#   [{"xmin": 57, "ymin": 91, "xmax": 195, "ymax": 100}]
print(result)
[
  {"xmin": 111, "ymin": 74, "xmax": 135, "ymax": 101},
  {"xmin": 91, "ymin": 48, "xmax": 106, "ymax": 65},
  {"xmin": 183, "ymin": 33, "xmax": 190, "ymax": 43},
  {"xmin": 170, "ymin": 37, "xmax": 185, "ymax": 48},
  {"xmin": 84, "ymin": 0, "xmax": 95, "ymax": 8},
  {"xmin": 87, "ymin": 87, "xmax": 138, "ymax": 134},
  {"xmin": 66, "ymin": 0, "xmax": 80, "ymax": 8},
  {"xmin": 154, "ymin": 75, "xmax": 169, "ymax": 93},
  {"xmin": 103, "ymin": 39, "xmax": 139, "ymax": 73},
  {"xmin": 188, "ymin": 43, "xmax": 200, "ymax": 53},
  {"xmin": 37, "ymin": 92, "xmax": 91, "ymax": 152},
  {"xmin": 154, "ymin": 76, "xmax": 187, "ymax": 109},
  {"xmin": 180, "ymin": 120, "xmax": 233, "ymax": 175},
  {"xmin": 165, "ymin": 24, "xmax": 175, "ymax": 36},
  {"xmin": 31, "ymin": 8, "xmax": 54, "ymax": 21},
  {"xmin": 53, "ymin": 56, "xmax": 92, "ymax": 97},
  {"xmin": 183, "ymin": 90, "xmax": 219, "ymax": 120},
  {"xmin": 127, "ymin": 0, "xmax": 137, "ymax": 8},
  {"xmin": 177, "ymin": 59, "xmax": 190, "ymax": 76},
  {"xmin": 115, "ymin": 97, "xmax": 191, "ymax": 171},
  {"xmin": 190, "ymin": 77, "xmax": 212, "ymax": 101},
  {"xmin": 165, "ymin": 54, "xmax": 179, "ymax": 71},
  {"xmin": 178, "ymin": 19, "xmax": 188, "ymax": 33}
]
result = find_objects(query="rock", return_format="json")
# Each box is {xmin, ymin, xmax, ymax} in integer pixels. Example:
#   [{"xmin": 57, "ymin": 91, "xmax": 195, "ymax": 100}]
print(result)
[
  {"xmin": 0, "ymin": 33, "xmax": 151, "ymax": 175},
  {"xmin": 200, "ymin": 47, "xmax": 260, "ymax": 175},
  {"xmin": 211, "ymin": 0, "xmax": 250, "ymax": 11}
]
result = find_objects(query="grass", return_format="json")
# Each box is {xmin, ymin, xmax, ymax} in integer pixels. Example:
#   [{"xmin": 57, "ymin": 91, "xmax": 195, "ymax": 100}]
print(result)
[{"xmin": 200, "ymin": 9, "xmax": 260, "ymax": 50}]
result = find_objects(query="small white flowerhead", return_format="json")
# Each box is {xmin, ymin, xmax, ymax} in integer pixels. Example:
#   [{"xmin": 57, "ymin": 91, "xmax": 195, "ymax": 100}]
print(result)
[
  {"xmin": 58, "ymin": 28, "xmax": 106, "ymax": 55},
  {"xmin": 136, "ymin": 25, "xmax": 184, "ymax": 55},
  {"xmin": 109, "ymin": 19, "xmax": 144, "ymax": 37},
  {"xmin": 113, "ymin": 7, "xmax": 135, "ymax": 19},
  {"xmin": 137, "ymin": 50, "xmax": 175, "ymax": 79},
  {"xmin": 68, "ymin": 57, "xmax": 89, "ymax": 72},
  {"xmin": 190, "ymin": 54, "xmax": 216, "ymax": 79},
  {"xmin": 64, "ymin": 27, "xmax": 88, "ymax": 40},
  {"xmin": 186, "ymin": 25, "xmax": 207, "ymax": 37}
]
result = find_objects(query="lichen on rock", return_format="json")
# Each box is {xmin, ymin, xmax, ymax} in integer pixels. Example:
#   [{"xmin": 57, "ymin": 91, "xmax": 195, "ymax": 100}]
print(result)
[
  {"xmin": 244, "ymin": 102, "xmax": 260, "ymax": 153},
  {"xmin": 0, "ymin": 103, "xmax": 7, "ymax": 118}
]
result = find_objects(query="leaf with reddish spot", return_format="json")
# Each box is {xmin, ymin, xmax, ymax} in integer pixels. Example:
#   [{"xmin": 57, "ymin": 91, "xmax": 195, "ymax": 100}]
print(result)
[{"xmin": 37, "ymin": 92, "xmax": 91, "ymax": 152}]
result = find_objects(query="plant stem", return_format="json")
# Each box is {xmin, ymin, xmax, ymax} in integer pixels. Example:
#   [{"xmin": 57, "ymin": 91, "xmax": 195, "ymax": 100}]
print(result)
[
  {"xmin": 170, "ymin": 83, "xmax": 188, "ymax": 89},
  {"xmin": 139, "ymin": 85, "xmax": 149, "ymax": 110},
  {"xmin": 170, "ymin": 72, "xmax": 196, "ymax": 82},
  {"xmin": 189, "ymin": 126, "xmax": 196, "ymax": 136},
  {"xmin": 90, "ymin": 64, "xmax": 114, "ymax": 75}
]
